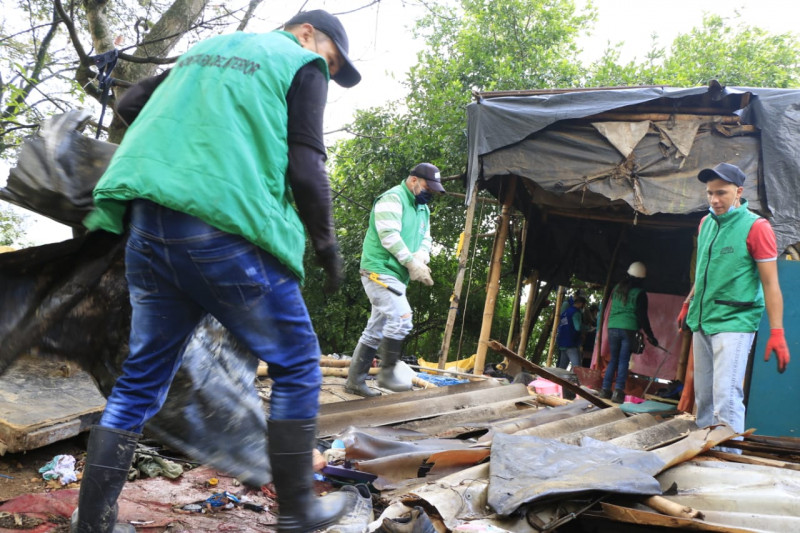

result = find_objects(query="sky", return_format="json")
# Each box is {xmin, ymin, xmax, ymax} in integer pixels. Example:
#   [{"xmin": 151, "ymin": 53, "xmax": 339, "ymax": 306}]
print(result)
[{"xmin": 4, "ymin": 0, "xmax": 799, "ymax": 247}]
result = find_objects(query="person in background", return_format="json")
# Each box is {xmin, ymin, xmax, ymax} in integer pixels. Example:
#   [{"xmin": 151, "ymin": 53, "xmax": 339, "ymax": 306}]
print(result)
[
  {"xmin": 345, "ymin": 163, "xmax": 444, "ymax": 397},
  {"xmin": 581, "ymin": 303, "xmax": 599, "ymax": 367},
  {"xmin": 677, "ymin": 163, "xmax": 790, "ymax": 453},
  {"xmin": 75, "ymin": 10, "xmax": 360, "ymax": 532},
  {"xmin": 556, "ymin": 295, "xmax": 586, "ymax": 369},
  {"xmin": 600, "ymin": 262, "xmax": 658, "ymax": 403}
]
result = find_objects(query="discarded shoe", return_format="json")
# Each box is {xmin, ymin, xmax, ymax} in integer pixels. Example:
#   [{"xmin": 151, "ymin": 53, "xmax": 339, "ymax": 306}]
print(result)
[
  {"xmin": 325, "ymin": 484, "xmax": 373, "ymax": 533},
  {"xmin": 599, "ymin": 388, "xmax": 612, "ymax": 399},
  {"xmin": 610, "ymin": 389, "xmax": 626, "ymax": 404},
  {"xmin": 376, "ymin": 506, "xmax": 436, "ymax": 533}
]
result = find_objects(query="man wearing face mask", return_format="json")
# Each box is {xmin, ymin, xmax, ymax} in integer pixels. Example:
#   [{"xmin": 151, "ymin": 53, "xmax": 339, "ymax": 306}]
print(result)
[
  {"xmin": 676, "ymin": 163, "xmax": 790, "ymax": 453},
  {"xmin": 345, "ymin": 163, "xmax": 445, "ymax": 397}
]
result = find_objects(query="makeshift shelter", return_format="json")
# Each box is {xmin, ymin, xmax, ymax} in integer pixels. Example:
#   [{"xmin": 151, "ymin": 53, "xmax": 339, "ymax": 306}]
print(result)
[
  {"xmin": 467, "ymin": 82, "xmax": 800, "ymax": 290},
  {"xmin": 464, "ymin": 82, "xmax": 800, "ymax": 408}
]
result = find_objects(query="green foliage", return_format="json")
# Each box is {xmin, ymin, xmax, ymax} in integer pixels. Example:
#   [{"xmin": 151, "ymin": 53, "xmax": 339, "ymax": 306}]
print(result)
[
  {"xmin": 588, "ymin": 14, "xmax": 800, "ymax": 88},
  {"xmin": 0, "ymin": 203, "xmax": 26, "ymax": 247}
]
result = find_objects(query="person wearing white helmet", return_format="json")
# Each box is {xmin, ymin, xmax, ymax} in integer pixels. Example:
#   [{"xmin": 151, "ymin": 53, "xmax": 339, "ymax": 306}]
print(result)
[{"xmin": 600, "ymin": 261, "xmax": 659, "ymax": 403}]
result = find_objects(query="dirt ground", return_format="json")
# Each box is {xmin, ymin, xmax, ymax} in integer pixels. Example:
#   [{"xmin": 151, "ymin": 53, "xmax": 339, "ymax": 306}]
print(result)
[{"xmin": 0, "ymin": 434, "xmax": 87, "ymax": 502}]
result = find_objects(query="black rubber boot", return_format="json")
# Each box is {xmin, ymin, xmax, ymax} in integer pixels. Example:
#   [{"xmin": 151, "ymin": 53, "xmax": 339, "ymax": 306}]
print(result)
[
  {"xmin": 345, "ymin": 343, "xmax": 380, "ymax": 397},
  {"xmin": 599, "ymin": 388, "xmax": 612, "ymax": 399},
  {"xmin": 611, "ymin": 389, "xmax": 626, "ymax": 404},
  {"xmin": 268, "ymin": 419, "xmax": 352, "ymax": 532},
  {"xmin": 70, "ymin": 425, "xmax": 140, "ymax": 533},
  {"xmin": 376, "ymin": 337, "xmax": 411, "ymax": 392}
]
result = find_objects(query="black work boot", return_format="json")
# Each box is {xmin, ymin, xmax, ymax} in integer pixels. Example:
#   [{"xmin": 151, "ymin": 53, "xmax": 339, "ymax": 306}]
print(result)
[
  {"xmin": 345, "ymin": 343, "xmax": 380, "ymax": 397},
  {"xmin": 599, "ymin": 388, "xmax": 612, "ymax": 399},
  {"xmin": 71, "ymin": 425, "xmax": 140, "ymax": 533},
  {"xmin": 268, "ymin": 419, "xmax": 352, "ymax": 532},
  {"xmin": 376, "ymin": 337, "xmax": 411, "ymax": 392},
  {"xmin": 611, "ymin": 389, "xmax": 626, "ymax": 404}
]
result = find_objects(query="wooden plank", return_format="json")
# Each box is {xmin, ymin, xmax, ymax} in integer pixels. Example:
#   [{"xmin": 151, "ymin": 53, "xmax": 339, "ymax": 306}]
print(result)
[
  {"xmin": 600, "ymin": 502, "xmax": 759, "ymax": 532},
  {"xmin": 487, "ymin": 340, "xmax": 609, "ymax": 409},
  {"xmin": 0, "ymin": 357, "xmax": 105, "ymax": 454}
]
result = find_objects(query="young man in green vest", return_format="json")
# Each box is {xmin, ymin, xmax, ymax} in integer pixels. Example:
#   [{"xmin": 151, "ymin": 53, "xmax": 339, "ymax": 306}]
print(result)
[
  {"xmin": 677, "ymin": 163, "xmax": 790, "ymax": 453},
  {"xmin": 75, "ymin": 10, "xmax": 360, "ymax": 532},
  {"xmin": 345, "ymin": 163, "xmax": 445, "ymax": 397}
]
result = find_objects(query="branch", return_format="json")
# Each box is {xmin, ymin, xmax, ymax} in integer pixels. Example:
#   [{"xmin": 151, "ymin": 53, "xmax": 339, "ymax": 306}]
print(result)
[{"xmin": 236, "ymin": 0, "xmax": 265, "ymax": 32}]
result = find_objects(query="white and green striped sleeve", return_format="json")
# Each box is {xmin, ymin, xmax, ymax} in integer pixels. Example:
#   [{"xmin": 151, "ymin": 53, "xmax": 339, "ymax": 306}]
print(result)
[
  {"xmin": 374, "ymin": 193, "xmax": 413, "ymax": 265},
  {"xmin": 419, "ymin": 217, "xmax": 431, "ymax": 255}
]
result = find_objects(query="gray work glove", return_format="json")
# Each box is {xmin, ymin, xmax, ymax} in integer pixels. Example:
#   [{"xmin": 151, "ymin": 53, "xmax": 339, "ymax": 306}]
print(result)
[{"xmin": 406, "ymin": 258, "xmax": 433, "ymax": 286}]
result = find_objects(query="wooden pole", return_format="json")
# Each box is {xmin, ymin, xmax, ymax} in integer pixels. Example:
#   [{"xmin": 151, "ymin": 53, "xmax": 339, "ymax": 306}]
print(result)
[
  {"xmin": 506, "ymin": 218, "xmax": 528, "ymax": 349},
  {"xmin": 438, "ymin": 185, "xmax": 479, "ymax": 369},
  {"xmin": 517, "ymin": 271, "xmax": 539, "ymax": 358},
  {"xmin": 595, "ymin": 228, "xmax": 626, "ymax": 370},
  {"xmin": 545, "ymin": 286, "xmax": 565, "ymax": 367},
  {"xmin": 473, "ymin": 176, "xmax": 517, "ymax": 375}
]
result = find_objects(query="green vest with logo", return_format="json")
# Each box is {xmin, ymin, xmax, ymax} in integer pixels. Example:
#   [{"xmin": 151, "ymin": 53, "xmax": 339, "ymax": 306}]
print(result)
[
  {"xmin": 607, "ymin": 285, "xmax": 642, "ymax": 331},
  {"xmin": 360, "ymin": 182, "xmax": 430, "ymax": 285},
  {"xmin": 686, "ymin": 200, "xmax": 764, "ymax": 334},
  {"xmin": 84, "ymin": 31, "xmax": 328, "ymax": 281}
]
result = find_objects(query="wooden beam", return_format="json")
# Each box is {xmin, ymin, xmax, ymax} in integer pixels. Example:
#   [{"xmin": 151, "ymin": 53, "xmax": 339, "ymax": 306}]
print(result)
[
  {"xmin": 546, "ymin": 286, "xmax": 564, "ymax": 367},
  {"xmin": 439, "ymin": 185, "xmax": 479, "ymax": 368},
  {"xmin": 488, "ymin": 339, "xmax": 609, "ymax": 409},
  {"xmin": 474, "ymin": 177, "xmax": 517, "ymax": 375},
  {"xmin": 517, "ymin": 272, "xmax": 539, "ymax": 358}
]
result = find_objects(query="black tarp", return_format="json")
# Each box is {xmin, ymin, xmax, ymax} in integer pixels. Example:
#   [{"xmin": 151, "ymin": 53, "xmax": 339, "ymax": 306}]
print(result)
[{"xmin": 467, "ymin": 84, "xmax": 800, "ymax": 257}]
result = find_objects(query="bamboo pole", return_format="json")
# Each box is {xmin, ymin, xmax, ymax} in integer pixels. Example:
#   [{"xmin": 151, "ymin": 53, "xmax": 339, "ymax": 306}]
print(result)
[
  {"xmin": 506, "ymin": 218, "xmax": 528, "ymax": 349},
  {"xmin": 438, "ymin": 185, "xmax": 479, "ymax": 369},
  {"xmin": 517, "ymin": 271, "xmax": 539, "ymax": 358},
  {"xmin": 595, "ymin": 228, "xmax": 626, "ymax": 370},
  {"xmin": 474, "ymin": 176, "xmax": 517, "ymax": 375},
  {"xmin": 545, "ymin": 286, "xmax": 565, "ymax": 367}
]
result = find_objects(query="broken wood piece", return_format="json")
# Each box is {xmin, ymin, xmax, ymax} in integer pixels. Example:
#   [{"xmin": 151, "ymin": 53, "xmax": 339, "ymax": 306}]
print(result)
[
  {"xmin": 599, "ymin": 502, "xmax": 756, "ymax": 532},
  {"xmin": 642, "ymin": 495, "xmax": 705, "ymax": 520},
  {"xmin": 487, "ymin": 339, "xmax": 609, "ymax": 409},
  {"xmin": 651, "ymin": 424, "xmax": 744, "ymax": 473}
]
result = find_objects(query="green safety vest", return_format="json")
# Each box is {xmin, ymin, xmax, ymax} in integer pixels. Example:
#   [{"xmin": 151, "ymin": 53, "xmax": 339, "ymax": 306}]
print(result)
[
  {"xmin": 84, "ymin": 31, "xmax": 328, "ymax": 281},
  {"xmin": 687, "ymin": 200, "xmax": 764, "ymax": 334},
  {"xmin": 607, "ymin": 286, "xmax": 642, "ymax": 331},
  {"xmin": 360, "ymin": 182, "xmax": 430, "ymax": 285}
]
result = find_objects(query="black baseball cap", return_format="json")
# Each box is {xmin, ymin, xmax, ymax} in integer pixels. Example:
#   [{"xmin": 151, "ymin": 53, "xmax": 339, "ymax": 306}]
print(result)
[
  {"xmin": 698, "ymin": 163, "xmax": 746, "ymax": 187},
  {"xmin": 285, "ymin": 10, "xmax": 361, "ymax": 88},
  {"xmin": 410, "ymin": 163, "xmax": 445, "ymax": 193}
]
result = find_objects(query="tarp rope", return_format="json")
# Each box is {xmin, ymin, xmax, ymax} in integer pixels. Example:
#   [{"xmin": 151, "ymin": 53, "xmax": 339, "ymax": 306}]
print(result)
[{"xmin": 90, "ymin": 49, "xmax": 119, "ymax": 139}]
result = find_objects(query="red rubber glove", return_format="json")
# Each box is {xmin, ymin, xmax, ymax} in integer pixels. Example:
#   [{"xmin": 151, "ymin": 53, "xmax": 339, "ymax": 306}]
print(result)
[
  {"xmin": 676, "ymin": 301, "xmax": 690, "ymax": 332},
  {"xmin": 764, "ymin": 328, "xmax": 790, "ymax": 373}
]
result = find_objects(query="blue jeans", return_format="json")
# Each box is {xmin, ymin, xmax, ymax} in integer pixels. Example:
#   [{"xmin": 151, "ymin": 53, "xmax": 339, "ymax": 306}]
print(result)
[
  {"xmin": 693, "ymin": 331, "xmax": 754, "ymax": 454},
  {"xmin": 603, "ymin": 328, "xmax": 632, "ymax": 391},
  {"xmin": 100, "ymin": 200, "xmax": 322, "ymax": 432},
  {"xmin": 557, "ymin": 346, "xmax": 581, "ymax": 369}
]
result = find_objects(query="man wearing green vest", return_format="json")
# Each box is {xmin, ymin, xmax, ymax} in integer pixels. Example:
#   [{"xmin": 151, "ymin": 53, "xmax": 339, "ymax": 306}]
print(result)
[
  {"xmin": 345, "ymin": 163, "xmax": 445, "ymax": 397},
  {"xmin": 677, "ymin": 163, "xmax": 790, "ymax": 453},
  {"xmin": 74, "ymin": 10, "xmax": 360, "ymax": 533}
]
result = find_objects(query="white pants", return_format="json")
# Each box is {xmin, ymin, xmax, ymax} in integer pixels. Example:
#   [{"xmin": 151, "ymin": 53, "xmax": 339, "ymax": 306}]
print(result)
[{"xmin": 358, "ymin": 272, "xmax": 413, "ymax": 348}]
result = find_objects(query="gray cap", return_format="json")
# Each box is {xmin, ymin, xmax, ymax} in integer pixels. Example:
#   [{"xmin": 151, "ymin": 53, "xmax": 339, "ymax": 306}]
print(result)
[
  {"xmin": 285, "ymin": 10, "xmax": 361, "ymax": 88},
  {"xmin": 698, "ymin": 163, "xmax": 746, "ymax": 187}
]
